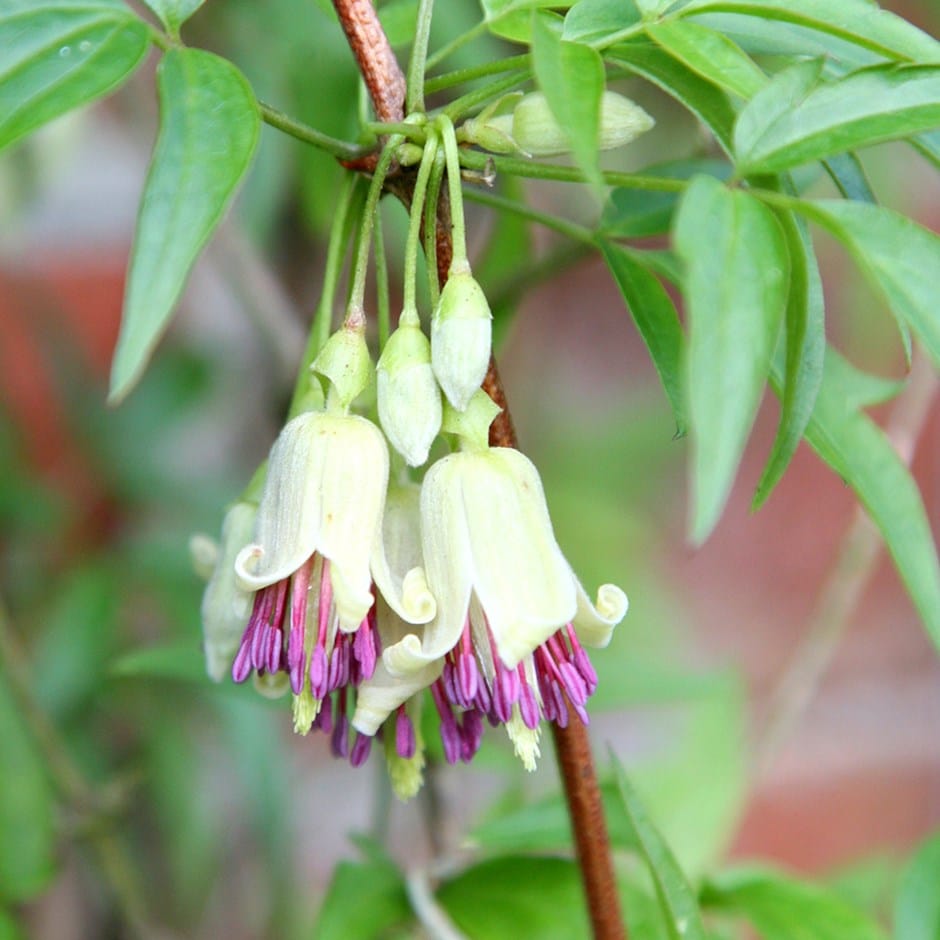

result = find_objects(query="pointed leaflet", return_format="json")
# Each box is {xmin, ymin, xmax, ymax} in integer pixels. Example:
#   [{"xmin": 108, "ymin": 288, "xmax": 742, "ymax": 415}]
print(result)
[
  {"xmin": 110, "ymin": 48, "xmax": 259, "ymax": 403},
  {"xmin": 605, "ymin": 42, "xmax": 736, "ymax": 155},
  {"xmin": 610, "ymin": 752, "xmax": 708, "ymax": 940},
  {"xmin": 792, "ymin": 350, "xmax": 940, "ymax": 652},
  {"xmin": 0, "ymin": 1, "xmax": 150, "ymax": 153},
  {"xmin": 599, "ymin": 241, "xmax": 686, "ymax": 435},
  {"xmin": 531, "ymin": 15, "xmax": 605, "ymax": 191},
  {"xmin": 753, "ymin": 209, "xmax": 824, "ymax": 508},
  {"xmin": 646, "ymin": 20, "xmax": 767, "ymax": 99},
  {"xmin": 563, "ymin": 0, "xmax": 643, "ymax": 47},
  {"xmin": 674, "ymin": 176, "xmax": 788, "ymax": 543},
  {"xmin": 677, "ymin": 0, "xmax": 940, "ymax": 64},
  {"xmin": 795, "ymin": 200, "xmax": 940, "ymax": 372},
  {"xmin": 702, "ymin": 868, "xmax": 888, "ymax": 940},
  {"xmin": 140, "ymin": 0, "xmax": 206, "ymax": 35},
  {"xmin": 735, "ymin": 64, "xmax": 940, "ymax": 175}
]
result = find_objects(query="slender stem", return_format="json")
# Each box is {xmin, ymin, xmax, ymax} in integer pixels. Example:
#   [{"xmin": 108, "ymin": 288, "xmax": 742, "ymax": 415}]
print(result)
[
  {"xmin": 366, "ymin": 121, "xmax": 429, "ymax": 141},
  {"xmin": 404, "ymin": 133, "xmax": 441, "ymax": 317},
  {"xmin": 0, "ymin": 601, "xmax": 152, "ymax": 935},
  {"xmin": 349, "ymin": 137, "xmax": 406, "ymax": 313},
  {"xmin": 424, "ymin": 55, "xmax": 531, "ymax": 94},
  {"xmin": 461, "ymin": 149, "xmax": 689, "ymax": 191},
  {"xmin": 443, "ymin": 70, "xmax": 530, "ymax": 121},
  {"xmin": 287, "ymin": 175, "xmax": 361, "ymax": 420},
  {"xmin": 755, "ymin": 351, "xmax": 938, "ymax": 778},
  {"xmin": 463, "ymin": 188, "xmax": 595, "ymax": 245},
  {"xmin": 406, "ymin": 0, "xmax": 437, "ymax": 113},
  {"xmin": 424, "ymin": 145, "xmax": 447, "ymax": 306},
  {"xmin": 259, "ymin": 101, "xmax": 365, "ymax": 160},
  {"xmin": 425, "ymin": 18, "xmax": 488, "ymax": 70},
  {"xmin": 438, "ymin": 116, "xmax": 469, "ymax": 273},
  {"xmin": 374, "ymin": 203, "xmax": 391, "ymax": 348},
  {"xmin": 332, "ymin": 0, "xmax": 406, "ymax": 122}
]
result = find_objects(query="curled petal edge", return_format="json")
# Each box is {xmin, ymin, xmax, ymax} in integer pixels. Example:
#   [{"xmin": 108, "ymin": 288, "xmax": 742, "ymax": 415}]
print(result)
[
  {"xmin": 572, "ymin": 577, "xmax": 628, "ymax": 648},
  {"xmin": 352, "ymin": 654, "xmax": 443, "ymax": 736}
]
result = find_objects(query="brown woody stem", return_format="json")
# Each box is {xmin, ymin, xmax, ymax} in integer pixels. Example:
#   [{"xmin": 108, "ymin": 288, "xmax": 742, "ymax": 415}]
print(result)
[{"xmin": 329, "ymin": 2, "xmax": 624, "ymax": 935}]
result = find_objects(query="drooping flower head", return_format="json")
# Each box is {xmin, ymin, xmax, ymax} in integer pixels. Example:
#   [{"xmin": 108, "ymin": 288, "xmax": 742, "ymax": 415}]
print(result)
[
  {"xmin": 230, "ymin": 325, "xmax": 435, "ymax": 763},
  {"xmin": 355, "ymin": 392, "xmax": 628, "ymax": 770}
]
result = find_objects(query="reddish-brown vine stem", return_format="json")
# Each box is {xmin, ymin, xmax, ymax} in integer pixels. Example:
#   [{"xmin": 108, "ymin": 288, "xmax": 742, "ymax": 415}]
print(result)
[{"xmin": 330, "ymin": 2, "xmax": 624, "ymax": 936}]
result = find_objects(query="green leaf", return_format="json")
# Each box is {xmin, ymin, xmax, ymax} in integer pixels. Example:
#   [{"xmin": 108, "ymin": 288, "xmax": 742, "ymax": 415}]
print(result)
[
  {"xmin": 911, "ymin": 129, "xmax": 940, "ymax": 170},
  {"xmin": 0, "ymin": 1, "xmax": 150, "ymax": 153},
  {"xmin": 735, "ymin": 64, "xmax": 940, "ymax": 175},
  {"xmin": 314, "ymin": 849, "xmax": 411, "ymax": 940},
  {"xmin": 606, "ymin": 41, "xmax": 736, "ymax": 154},
  {"xmin": 677, "ymin": 0, "xmax": 940, "ymax": 64},
  {"xmin": 599, "ymin": 240, "xmax": 687, "ymax": 435},
  {"xmin": 0, "ymin": 671, "xmax": 56, "ymax": 903},
  {"xmin": 753, "ymin": 209, "xmax": 824, "ymax": 508},
  {"xmin": 531, "ymin": 16, "xmax": 605, "ymax": 190},
  {"xmin": 821, "ymin": 153, "xmax": 876, "ymax": 203},
  {"xmin": 646, "ymin": 20, "xmax": 766, "ymax": 99},
  {"xmin": 481, "ymin": 0, "xmax": 573, "ymax": 43},
  {"xmin": 791, "ymin": 350, "xmax": 940, "ymax": 651},
  {"xmin": 611, "ymin": 754, "xmax": 708, "ymax": 940},
  {"xmin": 895, "ymin": 833, "xmax": 940, "ymax": 940},
  {"xmin": 701, "ymin": 867, "xmax": 889, "ymax": 940},
  {"xmin": 563, "ymin": 0, "xmax": 643, "ymax": 47},
  {"xmin": 140, "ymin": 0, "xmax": 205, "ymax": 35},
  {"xmin": 110, "ymin": 47, "xmax": 259, "ymax": 403},
  {"xmin": 674, "ymin": 176, "xmax": 789, "ymax": 543},
  {"xmin": 600, "ymin": 160, "xmax": 732, "ymax": 238},
  {"xmin": 796, "ymin": 199, "xmax": 940, "ymax": 373},
  {"xmin": 438, "ymin": 856, "xmax": 588, "ymax": 939}
]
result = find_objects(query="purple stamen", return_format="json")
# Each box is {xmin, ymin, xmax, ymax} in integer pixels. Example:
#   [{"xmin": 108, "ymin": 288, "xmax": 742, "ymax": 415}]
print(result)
[
  {"xmin": 518, "ymin": 676, "xmax": 540, "ymax": 730},
  {"xmin": 350, "ymin": 733, "xmax": 372, "ymax": 767},
  {"xmin": 309, "ymin": 643, "xmax": 328, "ymax": 699},
  {"xmin": 395, "ymin": 707, "xmax": 416, "ymax": 759},
  {"xmin": 457, "ymin": 653, "xmax": 479, "ymax": 705},
  {"xmin": 431, "ymin": 681, "xmax": 461, "ymax": 765}
]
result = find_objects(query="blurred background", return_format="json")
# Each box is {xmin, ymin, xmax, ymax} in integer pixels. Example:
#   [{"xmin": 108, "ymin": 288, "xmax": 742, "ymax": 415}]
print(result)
[{"xmin": 0, "ymin": 0, "xmax": 938, "ymax": 937}]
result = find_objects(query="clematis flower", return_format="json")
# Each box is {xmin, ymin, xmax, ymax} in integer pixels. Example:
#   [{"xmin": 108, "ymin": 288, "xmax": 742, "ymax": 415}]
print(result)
[
  {"xmin": 374, "ymin": 393, "xmax": 628, "ymax": 770},
  {"xmin": 230, "ymin": 409, "xmax": 435, "ymax": 760}
]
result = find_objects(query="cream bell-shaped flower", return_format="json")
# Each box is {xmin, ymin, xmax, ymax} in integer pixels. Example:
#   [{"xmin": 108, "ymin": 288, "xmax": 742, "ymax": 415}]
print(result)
[
  {"xmin": 191, "ymin": 500, "xmax": 257, "ymax": 682},
  {"xmin": 382, "ymin": 393, "xmax": 628, "ymax": 769},
  {"xmin": 229, "ymin": 410, "xmax": 436, "ymax": 753}
]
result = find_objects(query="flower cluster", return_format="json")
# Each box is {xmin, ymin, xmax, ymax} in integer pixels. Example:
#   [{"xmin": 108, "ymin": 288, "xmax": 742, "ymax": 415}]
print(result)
[
  {"xmin": 195, "ymin": 108, "xmax": 639, "ymax": 796},
  {"xmin": 198, "ymin": 324, "xmax": 627, "ymax": 796}
]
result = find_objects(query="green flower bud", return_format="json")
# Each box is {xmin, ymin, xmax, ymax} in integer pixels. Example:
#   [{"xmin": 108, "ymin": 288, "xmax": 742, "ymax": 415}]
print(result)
[
  {"xmin": 459, "ymin": 93, "xmax": 525, "ymax": 155},
  {"xmin": 511, "ymin": 90, "xmax": 654, "ymax": 157},
  {"xmin": 431, "ymin": 269, "xmax": 492, "ymax": 412},
  {"xmin": 312, "ymin": 319, "xmax": 373, "ymax": 409},
  {"xmin": 377, "ymin": 318, "xmax": 442, "ymax": 466}
]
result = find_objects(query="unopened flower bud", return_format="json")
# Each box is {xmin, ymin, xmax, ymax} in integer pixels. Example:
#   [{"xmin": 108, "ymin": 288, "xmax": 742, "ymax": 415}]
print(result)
[
  {"xmin": 377, "ymin": 317, "xmax": 442, "ymax": 466},
  {"xmin": 312, "ymin": 318, "xmax": 373, "ymax": 409},
  {"xmin": 460, "ymin": 92, "xmax": 524, "ymax": 155},
  {"xmin": 511, "ymin": 90, "xmax": 654, "ymax": 157},
  {"xmin": 431, "ymin": 269, "xmax": 492, "ymax": 411}
]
